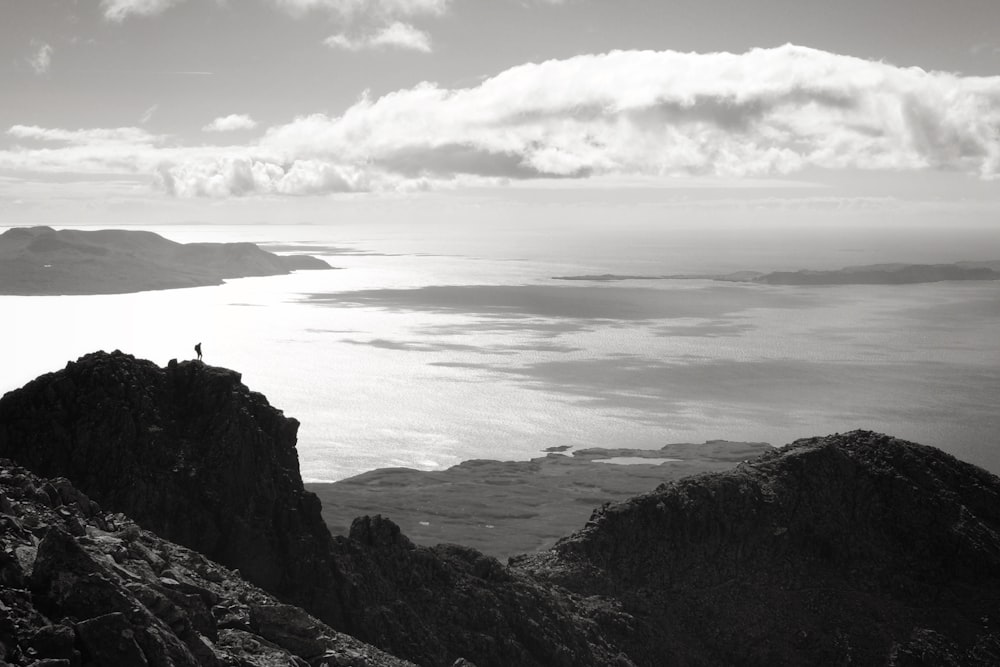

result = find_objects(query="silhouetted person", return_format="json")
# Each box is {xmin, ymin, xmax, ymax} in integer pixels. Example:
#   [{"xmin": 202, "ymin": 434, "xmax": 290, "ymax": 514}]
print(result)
[{"xmin": 195, "ymin": 342, "xmax": 202, "ymax": 361}]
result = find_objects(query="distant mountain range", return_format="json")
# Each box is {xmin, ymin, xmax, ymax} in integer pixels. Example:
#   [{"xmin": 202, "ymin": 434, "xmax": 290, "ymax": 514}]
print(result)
[
  {"xmin": 0, "ymin": 226, "xmax": 332, "ymax": 295},
  {"xmin": 555, "ymin": 260, "xmax": 1000, "ymax": 285}
]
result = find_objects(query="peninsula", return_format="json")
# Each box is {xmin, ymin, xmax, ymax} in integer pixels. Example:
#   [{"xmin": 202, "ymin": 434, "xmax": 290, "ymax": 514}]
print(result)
[{"xmin": 0, "ymin": 226, "xmax": 332, "ymax": 295}]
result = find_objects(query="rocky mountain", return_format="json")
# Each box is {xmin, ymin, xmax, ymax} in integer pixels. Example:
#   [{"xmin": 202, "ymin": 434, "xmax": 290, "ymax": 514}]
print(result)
[
  {"xmin": 3, "ymin": 352, "xmax": 1000, "ymax": 666},
  {"xmin": 0, "ymin": 227, "xmax": 331, "ymax": 295}
]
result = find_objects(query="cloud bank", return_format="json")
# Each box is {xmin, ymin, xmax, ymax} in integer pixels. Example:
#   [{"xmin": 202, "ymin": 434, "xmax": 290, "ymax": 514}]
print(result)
[{"xmin": 5, "ymin": 45, "xmax": 1000, "ymax": 197}]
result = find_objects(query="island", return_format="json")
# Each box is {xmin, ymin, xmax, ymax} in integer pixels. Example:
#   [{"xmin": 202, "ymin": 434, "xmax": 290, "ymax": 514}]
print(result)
[{"xmin": 0, "ymin": 226, "xmax": 333, "ymax": 295}]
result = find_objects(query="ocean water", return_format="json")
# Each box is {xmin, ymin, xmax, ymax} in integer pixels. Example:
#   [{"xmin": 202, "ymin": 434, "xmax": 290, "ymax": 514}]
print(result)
[{"xmin": 2, "ymin": 220, "xmax": 999, "ymax": 481}]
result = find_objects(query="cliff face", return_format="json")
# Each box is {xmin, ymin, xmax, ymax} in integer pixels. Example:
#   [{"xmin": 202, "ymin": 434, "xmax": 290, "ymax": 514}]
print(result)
[
  {"xmin": 0, "ymin": 351, "xmax": 345, "ymax": 626},
  {"xmin": 0, "ymin": 459, "xmax": 414, "ymax": 667},
  {"xmin": 4, "ymin": 353, "xmax": 1000, "ymax": 667},
  {"xmin": 519, "ymin": 431, "xmax": 1000, "ymax": 666}
]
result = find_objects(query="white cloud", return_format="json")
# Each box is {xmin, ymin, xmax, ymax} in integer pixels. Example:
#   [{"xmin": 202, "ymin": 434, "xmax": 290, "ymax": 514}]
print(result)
[
  {"xmin": 4, "ymin": 46, "xmax": 1000, "ymax": 197},
  {"xmin": 140, "ymin": 104, "xmax": 159, "ymax": 125},
  {"xmin": 8, "ymin": 125, "xmax": 162, "ymax": 145},
  {"xmin": 28, "ymin": 42, "xmax": 52, "ymax": 75},
  {"xmin": 325, "ymin": 22, "xmax": 432, "ymax": 52},
  {"xmin": 102, "ymin": 0, "xmax": 187, "ymax": 21},
  {"xmin": 272, "ymin": 0, "xmax": 450, "ymax": 20},
  {"xmin": 157, "ymin": 158, "xmax": 373, "ymax": 197},
  {"xmin": 203, "ymin": 114, "xmax": 259, "ymax": 132}
]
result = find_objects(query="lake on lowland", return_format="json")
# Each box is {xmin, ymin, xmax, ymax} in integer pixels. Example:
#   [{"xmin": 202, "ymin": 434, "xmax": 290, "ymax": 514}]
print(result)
[{"xmin": 2, "ymin": 220, "xmax": 999, "ymax": 481}]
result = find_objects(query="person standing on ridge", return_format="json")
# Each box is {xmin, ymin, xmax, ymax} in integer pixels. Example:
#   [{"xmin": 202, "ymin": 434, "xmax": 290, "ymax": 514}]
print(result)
[{"xmin": 195, "ymin": 342, "xmax": 202, "ymax": 361}]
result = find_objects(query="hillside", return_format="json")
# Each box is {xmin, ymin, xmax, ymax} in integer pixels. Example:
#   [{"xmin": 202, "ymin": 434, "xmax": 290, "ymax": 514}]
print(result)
[{"xmin": 0, "ymin": 226, "xmax": 332, "ymax": 295}]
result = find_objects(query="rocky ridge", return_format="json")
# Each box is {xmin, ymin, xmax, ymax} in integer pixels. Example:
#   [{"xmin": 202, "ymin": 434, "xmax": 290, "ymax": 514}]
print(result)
[
  {"xmin": 0, "ymin": 458, "xmax": 414, "ymax": 666},
  {"xmin": 3, "ymin": 352, "xmax": 1000, "ymax": 666}
]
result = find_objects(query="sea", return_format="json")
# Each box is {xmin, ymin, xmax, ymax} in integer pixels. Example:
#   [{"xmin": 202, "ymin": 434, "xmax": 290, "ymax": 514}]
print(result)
[{"xmin": 2, "ymin": 219, "xmax": 999, "ymax": 481}]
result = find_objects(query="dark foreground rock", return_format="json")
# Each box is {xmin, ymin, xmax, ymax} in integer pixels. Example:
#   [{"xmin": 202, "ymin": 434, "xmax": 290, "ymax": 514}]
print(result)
[
  {"xmin": 3, "ymin": 353, "xmax": 1000, "ymax": 666},
  {"xmin": 0, "ymin": 460, "xmax": 414, "ymax": 666},
  {"xmin": 0, "ymin": 351, "xmax": 346, "ymax": 627},
  {"xmin": 0, "ymin": 226, "xmax": 332, "ymax": 295}
]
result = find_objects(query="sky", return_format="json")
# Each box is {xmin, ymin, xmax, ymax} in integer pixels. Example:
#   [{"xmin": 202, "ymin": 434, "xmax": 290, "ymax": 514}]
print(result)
[{"xmin": 1, "ymin": 0, "xmax": 1000, "ymax": 228}]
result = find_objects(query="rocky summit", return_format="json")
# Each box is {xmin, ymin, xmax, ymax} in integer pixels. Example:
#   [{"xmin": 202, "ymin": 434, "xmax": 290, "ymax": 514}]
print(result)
[{"xmin": 2, "ymin": 352, "xmax": 1000, "ymax": 666}]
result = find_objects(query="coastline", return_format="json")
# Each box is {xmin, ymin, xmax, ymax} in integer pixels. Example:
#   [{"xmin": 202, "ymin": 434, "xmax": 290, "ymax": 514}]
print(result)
[{"xmin": 308, "ymin": 439, "xmax": 772, "ymax": 559}]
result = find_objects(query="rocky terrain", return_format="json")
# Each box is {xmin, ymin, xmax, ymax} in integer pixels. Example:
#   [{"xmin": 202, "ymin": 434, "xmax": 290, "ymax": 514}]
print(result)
[
  {"xmin": 0, "ymin": 227, "xmax": 331, "ymax": 295},
  {"xmin": 0, "ymin": 459, "xmax": 415, "ymax": 666},
  {"xmin": 3, "ymin": 352, "xmax": 1000, "ymax": 666}
]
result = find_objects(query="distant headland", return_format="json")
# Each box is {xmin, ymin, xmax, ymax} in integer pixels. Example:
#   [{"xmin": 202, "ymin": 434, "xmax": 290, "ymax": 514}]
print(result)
[
  {"xmin": 0, "ymin": 226, "xmax": 333, "ymax": 295},
  {"xmin": 555, "ymin": 260, "xmax": 1000, "ymax": 286}
]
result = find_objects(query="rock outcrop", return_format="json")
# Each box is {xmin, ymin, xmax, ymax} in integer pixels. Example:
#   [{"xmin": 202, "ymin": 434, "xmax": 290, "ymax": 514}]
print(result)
[
  {"xmin": 3, "ymin": 353, "xmax": 1000, "ymax": 666},
  {"xmin": 0, "ymin": 459, "xmax": 414, "ymax": 666},
  {"xmin": 0, "ymin": 351, "xmax": 345, "ymax": 628}
]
